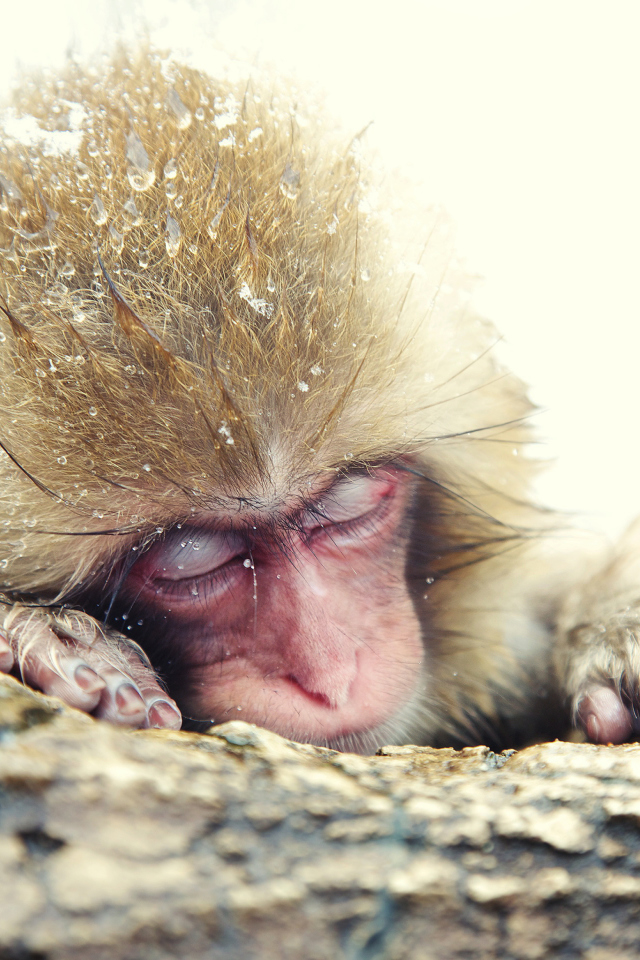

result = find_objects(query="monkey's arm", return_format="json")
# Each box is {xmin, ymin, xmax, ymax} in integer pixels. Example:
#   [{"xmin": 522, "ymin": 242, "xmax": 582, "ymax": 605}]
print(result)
[
  {"xmin": 555, "ymin": 519, "xmax": 640, "ymax": 744},
  {"xmin": 0, "ymin": 604, "xmax": 181, "ymax": 729}
]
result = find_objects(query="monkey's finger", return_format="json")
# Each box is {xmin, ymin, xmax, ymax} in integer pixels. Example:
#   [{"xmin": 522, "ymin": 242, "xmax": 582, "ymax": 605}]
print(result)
[
  {"xmin": 577, "ymin": 686, "xmax": 634, "ymax": 744},
  {"xmin": 138, "ymin": 685, "xmax": 182, "ymax": 730},
  {"xmin": 84, "ymin": 653, "xmax": 181, "ymax": 728},
  {"xmin": 0, "ymin": 632, "xmax": 15, "ymax": 672},
  {"xmin": 81, "ymin": 638, "xmax": 182, "ymax": 729},
  {"xmin": 91, "ymin": 665, "xmax": 150, "ymax": 727},
  {"xmin": 14, "ymin": 628, "xmax": 107, "ymax": 713}
]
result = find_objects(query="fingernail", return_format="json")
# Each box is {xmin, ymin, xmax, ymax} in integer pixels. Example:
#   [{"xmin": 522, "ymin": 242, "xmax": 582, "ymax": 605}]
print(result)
[
  {"xmin": 74, "ymin": 664, "xmax": 105, "ymax": 694},
  {"xmin": 148, "ymin": 700, "xmax": 182, "ymax": 729},
  {"xmin": 115, "ymin": 683, "xmax": 146, "ymax": 716},
  {"xmin": 585, "ymin": 713, "xmax": 600, "ymax": 742}
]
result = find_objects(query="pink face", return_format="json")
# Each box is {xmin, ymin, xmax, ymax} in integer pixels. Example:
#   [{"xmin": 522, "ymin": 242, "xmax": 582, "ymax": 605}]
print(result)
[{"xmin": 124, "ymin": 466, "xmax": 424, "ymax": 750}]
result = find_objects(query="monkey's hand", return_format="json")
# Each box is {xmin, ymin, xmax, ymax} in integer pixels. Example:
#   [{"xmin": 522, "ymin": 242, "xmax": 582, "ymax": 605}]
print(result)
[
  {"xmin": 555, "ymin": 520, "xmax": 640, "ymax": 744},
  {"xmin": 0, "ymin": 603, "xmax": 182, "ymax": 729},
  {"xmin": 560, "ymin": 612, "xmax": 640, "ymax": 745}
]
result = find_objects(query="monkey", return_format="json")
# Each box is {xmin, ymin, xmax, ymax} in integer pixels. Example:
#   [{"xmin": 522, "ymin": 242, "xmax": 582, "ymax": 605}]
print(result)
[{"xmin": 0, "ymin": 47, "xmax": 636, "ymax": 753}]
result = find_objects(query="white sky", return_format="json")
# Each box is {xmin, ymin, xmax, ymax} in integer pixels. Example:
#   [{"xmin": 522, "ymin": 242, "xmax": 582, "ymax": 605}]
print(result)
[{"xmin": 2, "ymin": 0, "xmax": 639, "ymax": 536}]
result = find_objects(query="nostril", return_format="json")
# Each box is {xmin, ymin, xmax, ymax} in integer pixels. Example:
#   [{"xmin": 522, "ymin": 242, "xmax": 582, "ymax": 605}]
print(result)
[{"xmin": 286, "ymin": 674, "xmax": 333, "ymax": 708}]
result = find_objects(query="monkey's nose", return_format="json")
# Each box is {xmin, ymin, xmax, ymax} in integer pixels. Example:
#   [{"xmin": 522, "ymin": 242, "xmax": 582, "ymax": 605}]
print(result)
[{"xmin": 284, "ymin": 647, "xmax": 358, "ymax": 709}]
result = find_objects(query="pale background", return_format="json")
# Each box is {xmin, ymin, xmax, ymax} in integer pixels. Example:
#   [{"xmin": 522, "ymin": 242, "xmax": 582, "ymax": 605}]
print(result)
[{"xmin": 2, "ymin": 0, "xmax": 639, "ymax": 536}]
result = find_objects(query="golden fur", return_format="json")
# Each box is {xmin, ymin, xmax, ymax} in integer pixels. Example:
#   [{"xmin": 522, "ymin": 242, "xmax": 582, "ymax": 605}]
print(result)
[{"xmin": 0, "ymin": 49, "xmax": 560, "ymax": 743}]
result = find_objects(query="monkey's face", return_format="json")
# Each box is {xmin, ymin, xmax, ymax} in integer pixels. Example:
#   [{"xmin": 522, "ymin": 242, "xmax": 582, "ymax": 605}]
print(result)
[{"xmin": 111, "ymin": 464, "xmax": 423, "ymax": 751}]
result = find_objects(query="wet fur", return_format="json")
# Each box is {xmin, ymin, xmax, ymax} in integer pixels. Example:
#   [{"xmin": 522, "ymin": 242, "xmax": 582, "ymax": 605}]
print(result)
[{"xmin": 0, "ymin": 48, "xmax": 575, "ymax": 748}]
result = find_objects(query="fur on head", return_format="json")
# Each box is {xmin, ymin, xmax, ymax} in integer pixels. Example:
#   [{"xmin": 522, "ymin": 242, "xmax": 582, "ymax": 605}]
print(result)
[{"xmin": 0, "ymin": 47, "xmax": 534, "ymax": 624}]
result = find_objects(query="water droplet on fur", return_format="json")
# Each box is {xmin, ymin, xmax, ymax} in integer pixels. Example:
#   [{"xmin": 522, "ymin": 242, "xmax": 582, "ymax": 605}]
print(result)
[
  {"xmin": 360, "ymin": 268, "xmax": 371, "ymax": 282},
  {"xmin": 0, "ymin": 559, "xmax": 8, "ymax": 570},
  {"xmin": 142, "ymin": 463, "xmax": 151, "ymax": 472},
  {"xmin": 207, "ymin": 201, "xmax": 228, "ymax": 240},
  {"xmin": 280, "ymin": 163, "xmax": 300, "ymax": 200},
  {"xmin": 59, "ymin": 261, "xmax": 75, "ymax": 278},
  {"xmin": 108, "ymin": 224, "xmax": 124, "ymax": 255},
  {"xmin": 164, "ymin": 158, "xmax": 178, "ymax": 179},
  {"xmin": 165, "ymin": 213, "xmax": 181, "ymax": 257},
  {"xmin": 123, "ymin": 198, "xmax": 142, "ymax": 227},
  {"xmin": 166, "ymin": 89, "xmax": 192, "ymax": 129},
  {"xmin": 195, "ymin": 107, "xmax": 205, "ymax": 121},
  {"xmin": 88, "ymin": 406, "xmax": 97, "ymax": 417},
  {"xmin": 57, "ymin": 456, "xmax": 67, "ymax": 465},
  {"xmin": 86, "ymin": 140, "xmax": 99, "ymax": 157},
  {"xmin": 89, "ymin": 195, "xmax": 107, "ymax": 225},
  {"xmin": 0, "ymin": 332, "xmax": 6, "ymax": 343},
  {"xmin": 127, "ymin": 168, "xmax": 155, "ymax": 192},
  {"xmin": 165, "ymin": 180, "xmax": 178, "ymax": 200},
  {"xmin": 138, "ymin": 250, "xmax": 150, "ymax": 269},
  {"xmin": 126, "ymin": 130, "xmax": 150, "ymax": 169}
]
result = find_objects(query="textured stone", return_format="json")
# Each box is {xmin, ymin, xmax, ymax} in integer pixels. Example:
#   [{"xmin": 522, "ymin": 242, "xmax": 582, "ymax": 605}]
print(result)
[{"xmin": 3, "ymin": 675, "xmax": 640, "ymax": 958}]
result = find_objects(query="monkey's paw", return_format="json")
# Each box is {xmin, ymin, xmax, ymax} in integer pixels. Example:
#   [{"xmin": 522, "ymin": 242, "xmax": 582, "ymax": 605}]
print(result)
[
  {"xmin": 564, "ymin": 614, "xmax": 640, "ymax": 744},
  {"xmin": 0, "ymin": 604, "xmax": 181, "ymax": 729}
]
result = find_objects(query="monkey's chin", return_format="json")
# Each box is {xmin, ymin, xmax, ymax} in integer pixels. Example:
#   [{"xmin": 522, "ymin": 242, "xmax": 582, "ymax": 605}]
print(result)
[{"xmin": 180, "ymin": 657, "xmax": 423, "ymax": 755}]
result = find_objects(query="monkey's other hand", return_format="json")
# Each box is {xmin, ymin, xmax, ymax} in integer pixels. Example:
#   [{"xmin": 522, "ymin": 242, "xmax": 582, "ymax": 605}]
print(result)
[
  {"xmin": 562, "ymin": 614, "xmax": 640, "ymax": 745},
  {"xmin": 576, "ymin": 685, "xmax": 634, "ymax": 744},
  {"xmin": 0, "ymin": 604, "xmax": 182, "ymax": 729}
]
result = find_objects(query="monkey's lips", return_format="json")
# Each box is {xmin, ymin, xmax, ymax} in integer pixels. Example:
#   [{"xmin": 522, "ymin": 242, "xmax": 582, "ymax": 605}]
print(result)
[{"xmin": 181, "ymin": 649, "xmax": 419, "ymax": 745}]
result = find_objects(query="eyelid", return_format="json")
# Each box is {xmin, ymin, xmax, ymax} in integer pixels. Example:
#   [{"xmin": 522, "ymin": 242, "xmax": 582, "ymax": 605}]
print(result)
[
  {"xmin": 301, "ymin": 473, "xmax": 395, "ymax": 529},
  {"xmin": 135, "ymin": 529, "xmax": 246, "ymax": 582}
]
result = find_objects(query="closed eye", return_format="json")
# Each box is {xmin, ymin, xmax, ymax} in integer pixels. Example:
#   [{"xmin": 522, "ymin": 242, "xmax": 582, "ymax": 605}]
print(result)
[
  {"xmin": 134, "ymin": 529, "xmax": 247, "ymax": 584},
  {"xmin": 300, "ymin": 472, "xmax": 398, "ymax": 540}
]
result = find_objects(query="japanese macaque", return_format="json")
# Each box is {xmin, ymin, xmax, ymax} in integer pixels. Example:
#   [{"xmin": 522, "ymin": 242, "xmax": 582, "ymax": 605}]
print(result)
[{"xmin": 0, "ymin": 49, "xmax": 637, "ymax": 753}]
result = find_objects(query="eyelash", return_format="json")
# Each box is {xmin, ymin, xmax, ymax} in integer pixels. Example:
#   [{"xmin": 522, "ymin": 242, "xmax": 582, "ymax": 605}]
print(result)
[
  {"xmin": 302, "ymin": 490, "xmax": 394, "ymax": 544},
  {"xmin": 148, "ymin": 554, "xmax": 247, "ymax": 602}
]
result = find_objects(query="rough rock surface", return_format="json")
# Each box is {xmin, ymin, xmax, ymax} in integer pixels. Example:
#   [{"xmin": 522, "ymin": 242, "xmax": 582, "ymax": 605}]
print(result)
[{"xmin": 1, "ymin": 677, "xmax": 640, "ymax": 959}]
